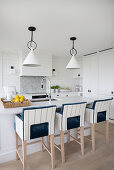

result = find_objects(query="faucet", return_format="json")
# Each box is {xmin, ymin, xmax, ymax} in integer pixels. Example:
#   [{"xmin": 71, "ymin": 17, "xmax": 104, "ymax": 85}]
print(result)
[{"xmin": 41, "ymin": 77, "xmax": 51, "ymax": 102}]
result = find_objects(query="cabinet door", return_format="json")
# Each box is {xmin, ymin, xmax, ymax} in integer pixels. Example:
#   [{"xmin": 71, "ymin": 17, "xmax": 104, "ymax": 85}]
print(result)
[
  {"xmin": 90, "ymin": 54, "xmax": 99, "ymax": 96},
  {"xmin": 83, "ymin": 54, "xmax": 99, "ymax": 97},
  {"xmin": 83, "ymin": 56, "xmax": 91, "ymax": 97},
  {"xmin": 99, "ymin": 50, "xmax": 114, "ymax": 95}
]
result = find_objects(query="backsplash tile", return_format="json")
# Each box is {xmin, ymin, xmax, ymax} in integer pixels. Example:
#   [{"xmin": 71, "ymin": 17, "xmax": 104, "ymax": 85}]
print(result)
[{"xmin": 20, "ymin": 76, "xmax": 46, "ymax": 94}]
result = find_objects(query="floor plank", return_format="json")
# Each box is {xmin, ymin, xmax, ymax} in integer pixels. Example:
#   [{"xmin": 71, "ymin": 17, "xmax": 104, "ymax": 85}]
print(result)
[{"xmin": 0, "ymin": 122, "xmax": 114, "ymax": 170}]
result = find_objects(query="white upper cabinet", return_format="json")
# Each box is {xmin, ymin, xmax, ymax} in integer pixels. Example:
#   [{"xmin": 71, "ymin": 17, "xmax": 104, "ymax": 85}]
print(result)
[
  {"xmin": 20, "ymin": 53, "xmax": 52, "ymax": 76},
  {"xmin": 98, "ymin": 50, "xmax": 114, "ymax": 95},
  {"xmin": 83, "ymin": 54, "xmax": 99, "ymax": 97}
]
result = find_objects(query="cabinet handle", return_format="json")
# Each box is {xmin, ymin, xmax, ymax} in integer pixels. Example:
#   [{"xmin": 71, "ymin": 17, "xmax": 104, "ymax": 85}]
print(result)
[
  {"xmin": 111, "ymin": 91, "xmax": 113, "ymax": 94},
  {"xmin": 57, "ymin": 95, "xmax": 59, "ymax": 96}
]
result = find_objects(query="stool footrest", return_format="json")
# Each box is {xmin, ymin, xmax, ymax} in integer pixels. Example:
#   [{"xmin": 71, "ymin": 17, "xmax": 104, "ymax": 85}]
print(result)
[
  {"xmin": 18, "ymin": 140, "xmax": 41, "ymax": 147},
  {"xmin": 43, "ymin": 143, "xmax": 51, "ymax": 156},
  {"xmin": 16, "ymin": 149, "xmax": 23, "ymax": 164},
  {"xmin": 84, "ymin": 136, "xmax": 92, "ymax": 141},
  {"xmin": 70, "ymin": 135, "xmax": 81, "ymax": 145},
  {"xmin": 54, "ymin": 144, "xmax": 61, "ymax": 152}
]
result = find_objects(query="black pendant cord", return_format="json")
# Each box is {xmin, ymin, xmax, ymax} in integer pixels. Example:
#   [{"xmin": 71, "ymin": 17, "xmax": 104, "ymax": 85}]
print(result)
[
  {"xmin": 31, "ymin": 31, "xmax": 33, "ymax": 42},
  {"xmin": 70, "ymin": 37, "xmax": 77, "ymax": 56},
  {"xmin": 27, "ymin": 26, "xmax": 37, "ymax": 50},
  {"xmin": 72, "ymin": 40, "xmax": 74, "ymax": 49}
]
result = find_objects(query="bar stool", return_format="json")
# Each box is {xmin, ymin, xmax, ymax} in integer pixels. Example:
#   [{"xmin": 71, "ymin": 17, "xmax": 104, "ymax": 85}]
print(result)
[
  {"xmin": 14, "ymin": 105, "xmax": 56, "ymax": 170},
  {"xmin": 85, "ymin": 98, "xmax": 112, "ymax": 151},
  {"xmin": 55, "ymin": 102, "xmax": 86, "ymax": 163}
]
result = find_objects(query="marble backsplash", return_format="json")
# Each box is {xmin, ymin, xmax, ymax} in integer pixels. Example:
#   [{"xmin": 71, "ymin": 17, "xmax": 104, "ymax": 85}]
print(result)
[{"xmin": 20, "ymin": 76, "xmax": 46, "ymax": 94}]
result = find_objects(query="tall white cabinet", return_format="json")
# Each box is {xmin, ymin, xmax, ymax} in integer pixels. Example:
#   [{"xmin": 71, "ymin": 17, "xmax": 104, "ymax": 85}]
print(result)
[
  {"xmin": 83, "ymin": 49, "xmax": 114, "ymax": 121},
  {"xmin": 83, "ymin": 53, "xmax": 99, "ymax": 97},
  {"xmin": 99, "ymin": 51, "xmax": 114, "ymax": 95}
]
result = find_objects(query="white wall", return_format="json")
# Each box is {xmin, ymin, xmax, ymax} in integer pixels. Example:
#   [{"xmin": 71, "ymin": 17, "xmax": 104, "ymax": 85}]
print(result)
[
  {"xmin": 0, "ymin": 52, "xmax": 20, "ymax": 97},
  {"xmin": 50, "ymin": 56, "xmax": 83, "ymax": 91},
  {"xmin": 0, "ymin": 55, "xmax": 3, "ymax": 96}
]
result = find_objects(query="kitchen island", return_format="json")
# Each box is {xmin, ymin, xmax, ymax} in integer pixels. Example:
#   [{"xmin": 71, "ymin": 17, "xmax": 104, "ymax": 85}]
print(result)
[{"xmin": 0, "ymin": 96, "xmax": 97, "ymax": 164}]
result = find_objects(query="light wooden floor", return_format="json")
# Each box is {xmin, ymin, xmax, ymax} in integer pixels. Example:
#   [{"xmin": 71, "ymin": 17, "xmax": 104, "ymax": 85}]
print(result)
[{"xmin": 0, "ymin": 122, "xmax": 114, "ymax": 170}]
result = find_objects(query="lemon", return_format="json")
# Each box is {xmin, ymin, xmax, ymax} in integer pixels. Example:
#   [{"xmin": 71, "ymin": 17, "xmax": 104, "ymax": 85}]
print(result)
[
  {"xmin": 15, "ymin": 95, "xmax": 20, "ymax": 99},
  {"xmin": 15, "ymin": 98, "xmax": 20, "ymax": 102},
  {"xmin": 12, "ymin": 99, "xmax": 15, "ymax": 102},
  {"xmin": 20, "ymin": 98, "xmax": 24, "ymax": 102},
  {"xmin": 20, "ymin": 95, "xmax": 25, "ymax": 99}
]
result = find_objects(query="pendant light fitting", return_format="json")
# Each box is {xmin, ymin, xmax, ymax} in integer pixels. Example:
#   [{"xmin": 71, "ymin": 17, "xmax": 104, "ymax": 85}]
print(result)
[
  {"xmin": 27, "ymin": 27, "xmax": 37, "ymax": 50},
  {"xmin": 66, "ymin": 37, "xmax": 80, "ymax": 69},
  {"xmin": 23, "ymin": 26, "xmax": 40, "ymax": 67},
  {"xmin": 70, "ymin": 37, "xmax": 77, "ymax": 56}
]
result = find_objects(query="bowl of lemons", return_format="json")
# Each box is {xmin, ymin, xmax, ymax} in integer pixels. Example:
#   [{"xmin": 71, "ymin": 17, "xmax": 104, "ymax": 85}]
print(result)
[{"xmin": 12, "ymin": 95, "xmax": 25, "ymax": 103}]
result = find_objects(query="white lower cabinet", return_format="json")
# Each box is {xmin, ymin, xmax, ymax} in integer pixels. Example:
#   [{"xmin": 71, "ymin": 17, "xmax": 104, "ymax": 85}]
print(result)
[{"xmin": 52, "ymin": 92, "xmax": 79, "ymax": 98}]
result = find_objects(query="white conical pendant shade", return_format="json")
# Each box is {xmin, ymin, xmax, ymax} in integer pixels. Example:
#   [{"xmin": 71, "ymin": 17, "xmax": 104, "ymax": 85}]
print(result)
[
  {"xmin": 23, "ymin": 48, "xmax": 40, "ymax": 67},
  {"xmin": 66, "ymin": 55, "xmax": 80, "ymax": 69}
]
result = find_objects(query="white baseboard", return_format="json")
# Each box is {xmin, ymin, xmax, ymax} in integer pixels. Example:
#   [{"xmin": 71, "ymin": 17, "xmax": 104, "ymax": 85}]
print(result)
[
  {"xmin": 0, "ymin": 150, "xmax": 16, "ymax": 164},
  {"xmin": 109, "ymin": 119, "xmax": 114, "ymax": 124},
  {"xmin": 0, "ymin": 144, "xmax": 41, "ymax": 164}
]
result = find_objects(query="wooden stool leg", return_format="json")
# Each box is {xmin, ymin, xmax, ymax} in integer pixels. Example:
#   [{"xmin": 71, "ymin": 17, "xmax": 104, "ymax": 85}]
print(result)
[
  {"xmin": 80, "ymin": 127, "xmax": 84, "ymax": 156},
  {"xmin": 91, "ymin": 124, "xmax": 95, "ymax": 152},
  {"xmin": 41, "ymin": 137, "xmax": 44, "ymax": 152},
  {"xmin": 67, "ymin": 130, "xmax": 70, "ymax": 143},
  {"xmin": 48, "ymin": 135, "xmax": 50, "ymax": 149},
  {"xmin": 106, "ymin": 120, "xmax": 109, "ymax": 144},
  {"xmin": 22, "ymin": 141, "xmax": 27, "ymax": 170},
  {"xmin": 75, "ymin": 128, "xmax": 78, "ymax": 140},
  {"xmin": 50, "ymin": 134, "xmax": 55, "ymax": 169},
  {"xmin": 60, "ymin": 130, "xmax": 65, "ymax": 163},
  {"xmin": 15, "ymin": 132, "xmax": 19, "ymax": 160}
]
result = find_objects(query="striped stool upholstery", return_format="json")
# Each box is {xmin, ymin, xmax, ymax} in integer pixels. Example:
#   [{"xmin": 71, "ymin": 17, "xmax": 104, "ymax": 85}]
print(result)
[
  {"xmin": 85, "ymin": 98, "xmax": 112, "ymax": 151},
  {"xmin": 55, "ymin": 102, "xmax": 86, "ymax": 163},
  {"xmin": 15, "ymin": 105, "xmax": 56, "ymax": 170}
]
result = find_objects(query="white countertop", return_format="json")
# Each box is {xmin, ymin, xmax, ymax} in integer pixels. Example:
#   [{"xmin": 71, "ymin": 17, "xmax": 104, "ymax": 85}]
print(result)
[{"xmin": 0, "ymin": 96, "xmax": 97, "ymax": 115}]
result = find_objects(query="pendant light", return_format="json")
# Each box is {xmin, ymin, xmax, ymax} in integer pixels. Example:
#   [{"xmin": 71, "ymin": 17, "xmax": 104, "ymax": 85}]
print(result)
[
  {"xmin": 66, "ymin": 37, "xmax": 80, "ymax": 69},
  {"xmin": 23, "ymin": 26, "xmax": 40, "ymax": 67}
]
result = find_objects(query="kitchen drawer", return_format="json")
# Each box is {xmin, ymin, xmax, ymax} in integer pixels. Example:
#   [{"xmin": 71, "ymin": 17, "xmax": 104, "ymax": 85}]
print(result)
[{"xmin": 51, "ymin": 92, "xmax": 78, "ymax": 98}]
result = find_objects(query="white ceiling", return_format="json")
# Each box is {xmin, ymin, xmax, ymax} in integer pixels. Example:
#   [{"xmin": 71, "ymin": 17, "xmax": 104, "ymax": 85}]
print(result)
[{"xmin": 0, "ymin": 0, "xmax": 114, "ymax": 57}]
